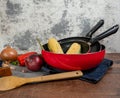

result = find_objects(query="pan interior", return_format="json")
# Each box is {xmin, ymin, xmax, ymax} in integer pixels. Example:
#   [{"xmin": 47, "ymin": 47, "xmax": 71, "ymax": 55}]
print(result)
[
  {"xmin": 43, "ymin": 41, "xmax": 89, "ymax": 53},
  {"xmin": 60, "ymin": 41, "xmax": 89, "ymax": 53},
  {"xmin": 58, "ymin": 37, "xmax": 90, "ymax": 53}
]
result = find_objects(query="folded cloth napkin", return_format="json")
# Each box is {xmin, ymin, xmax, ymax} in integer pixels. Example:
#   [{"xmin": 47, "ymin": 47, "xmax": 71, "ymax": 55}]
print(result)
[{"xmin": 41, "ymin": 59, "xmax": 113, "ymax": 84}]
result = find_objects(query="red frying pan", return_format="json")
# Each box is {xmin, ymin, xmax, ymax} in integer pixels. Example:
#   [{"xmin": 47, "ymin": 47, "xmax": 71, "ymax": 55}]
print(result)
[
  {"xmin": 42, "ymin": 25, "xmax": 119, "ymax": 71},
  {"xmin": 42, "ymin": 45, "xmax": 105, "ymax": 71}
]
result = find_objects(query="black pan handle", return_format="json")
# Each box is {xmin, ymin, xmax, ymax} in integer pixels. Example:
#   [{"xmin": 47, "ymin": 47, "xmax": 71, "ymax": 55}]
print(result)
[
  {"xmin": 90, "ymin": 24, "xmax": 119, "ymax": 44},
  {"xmin": 86, "ymin": 19, "xmax": 104, "ymax": 38}
]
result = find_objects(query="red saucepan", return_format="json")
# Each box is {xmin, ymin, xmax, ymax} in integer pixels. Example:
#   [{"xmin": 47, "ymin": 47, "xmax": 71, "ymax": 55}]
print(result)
[
  {"xmin": 42, "ymin": 25, "xmax": 119, "ymax": 71},
  {"xmin": 43, "ymin": 19, "xmax": 104, "ymax": 53},
  {"xmin": 42, "ymin": 45, "xmax": 105, "ymax": 71}
]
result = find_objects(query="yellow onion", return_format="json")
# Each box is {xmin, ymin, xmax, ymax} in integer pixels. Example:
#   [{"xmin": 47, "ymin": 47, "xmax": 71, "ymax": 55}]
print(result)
[{"xmin": 0, "ymin": 46, "xmax": 18, "ymax": 63}]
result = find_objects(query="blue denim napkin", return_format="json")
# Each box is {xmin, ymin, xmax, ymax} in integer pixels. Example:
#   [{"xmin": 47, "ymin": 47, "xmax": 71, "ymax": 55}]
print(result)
[{"xmin": 41, "ymin": 59, "xmax": 113, "ymax": 84}]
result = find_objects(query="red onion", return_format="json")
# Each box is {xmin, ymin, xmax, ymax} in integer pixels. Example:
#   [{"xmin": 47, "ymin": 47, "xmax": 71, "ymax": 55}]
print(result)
[{"xmin": 25, "ymin": 54, "xmax": 44, "ymax": 71}]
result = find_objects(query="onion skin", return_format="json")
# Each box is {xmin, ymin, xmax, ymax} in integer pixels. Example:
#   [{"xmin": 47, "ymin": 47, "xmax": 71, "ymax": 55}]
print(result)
[{"xmin": 0, "ymin": 46, "xmax": 18, "ymax": 63}]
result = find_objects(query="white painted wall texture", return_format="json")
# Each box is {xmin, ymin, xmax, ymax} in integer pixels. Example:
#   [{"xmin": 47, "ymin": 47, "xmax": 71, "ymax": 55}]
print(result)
[{"xmin": 0, "ymin": 0, "xmax": 120, "ymax": 53}]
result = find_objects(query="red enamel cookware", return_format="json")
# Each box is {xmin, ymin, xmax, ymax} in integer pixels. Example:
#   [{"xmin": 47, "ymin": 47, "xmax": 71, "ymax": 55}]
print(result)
[
  {"xmin": 42, "ymin": 25, "xmax": 119, "ymax": 71},
  {"xmin": 42, "ymin": 45, "xmax": 105, "ymax": 71}
]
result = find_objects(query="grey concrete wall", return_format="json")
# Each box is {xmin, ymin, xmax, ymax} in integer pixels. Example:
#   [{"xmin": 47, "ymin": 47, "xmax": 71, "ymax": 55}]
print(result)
[{"xmin": 0, "ymin": 0, "xmax": 120, "ymax": 53}]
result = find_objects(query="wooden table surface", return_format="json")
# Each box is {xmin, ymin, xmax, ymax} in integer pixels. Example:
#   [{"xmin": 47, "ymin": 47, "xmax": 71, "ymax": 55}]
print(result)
[{"xmin": 0, "ymin": 53, "xmax": 120, "ymax": 98}]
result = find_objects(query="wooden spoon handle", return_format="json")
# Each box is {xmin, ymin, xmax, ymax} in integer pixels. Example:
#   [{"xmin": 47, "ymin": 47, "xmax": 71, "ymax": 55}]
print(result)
[{"xmin": 27, "ymin": 71, "xmax": 83, "ymax": 83}]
